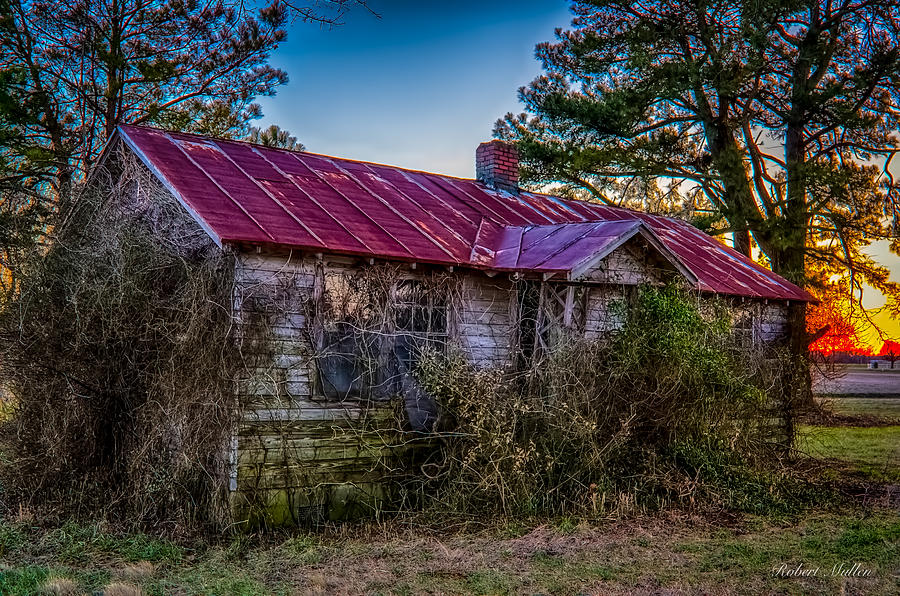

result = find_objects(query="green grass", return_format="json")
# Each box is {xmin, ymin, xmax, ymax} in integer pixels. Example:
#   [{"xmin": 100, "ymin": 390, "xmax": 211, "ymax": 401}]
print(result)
[
  {"xmin": 819, "ymin": 397, "xmax": 900, "ymax": 420},
  {"xmin": 669, "ymin": 514, "xmax": 900, "ymax": 593},
  {"xmin": 0, "ymin": 512, "xmax": 896, "ymax": 595},
  {"xmin": 146, "ymin": 566, "xmax": 271, "ymax": 596},
  {"xmin": 0, "ymin": 566, "xmax": 49, "ymax": 596},
  {"xmin": 799, "ymin": 395, "xmax": 900, "ymax": 482},
  {"xmin": 38, "ymin": 520, "xmax": 185, "ymax": 564},
  {"xmin": 464, "ymin": 570, "xmax": 513, "ymax": 595},
  {"xmin": 0, "ymin": 567, "xmax": 112, "ymax": 596},
  {"xmin": 0, "ymin": 521, "xmax": 27, "ymax": 557},
  {"xmin": 279, "ymin": 534, "xmax": 323, "ymax": 565},
  {"xmin": 798, "ymin": 425, "xmax": 900, "ymax": 481}
]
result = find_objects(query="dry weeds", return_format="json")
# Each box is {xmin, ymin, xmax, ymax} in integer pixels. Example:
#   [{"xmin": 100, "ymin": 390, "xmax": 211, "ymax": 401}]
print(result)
[
  {"xmin": 100, "ymin": 582, "xmax": 145, "ymax": 596},
  {"xmin": 39, "ymin": 577, "xmax": 81, "ymax": 596},
  {"xmin": 0, "ymin": 149, "xmax": 242, "ymax": 529}
]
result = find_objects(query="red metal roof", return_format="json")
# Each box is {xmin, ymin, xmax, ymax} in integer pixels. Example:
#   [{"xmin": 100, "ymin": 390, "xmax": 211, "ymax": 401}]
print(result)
[{"xmin": 116, "ymin": 125, "xmax": 813, "ymax": 302}]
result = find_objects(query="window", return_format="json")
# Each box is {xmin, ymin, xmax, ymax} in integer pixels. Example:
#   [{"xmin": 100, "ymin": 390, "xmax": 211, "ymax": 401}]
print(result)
[
  {"xmin": 315, "ymin": 273, "xmax": 448, "ymax": 402},
  {"xmin": 392, "ymin": 279, "xmax": 448, "ymax": 373},
  {"xmin": 516, "ymin": 281, "xmax": 587, "ymax": 364}
]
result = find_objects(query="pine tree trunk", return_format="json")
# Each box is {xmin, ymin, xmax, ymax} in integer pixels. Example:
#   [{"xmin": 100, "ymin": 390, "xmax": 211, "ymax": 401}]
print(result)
[
  {"xmin": 770, "ymin": 105, "xmax": 814, "ymax": 450},
  {"xmin": 732, "ymin": 229, "xmax": 751, "ymax": 257},
  {"xmin": 767, "ymin": 243, "xmax": 812, "ymax": 452}
]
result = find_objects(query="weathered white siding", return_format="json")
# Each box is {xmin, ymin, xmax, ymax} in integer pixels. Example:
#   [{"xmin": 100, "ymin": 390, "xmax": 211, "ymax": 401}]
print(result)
[
  {"xmin": 453, "ymin": 274, "xmax": 516, "ymax": 367},
  {"xmin": 233, "ymin": 252, "xmax": 317, "ymax": 408},
  {"xmin": 584, "ymin": 286, "xmax": 629, "ymax": 339},
  {"xmin": 229, "ymin": 258, "xmax": 529, "ymax": 523},
  {"xmin": 581, "ymin": 239, "xmax": 672, "ymax": 339},
  {"xmin": 231, "ymin": 254, "xmax": 409, "ymax": 525},
  {"xmin": 579, "ymin": 242, "xmax": 667, "ymax": 285}
]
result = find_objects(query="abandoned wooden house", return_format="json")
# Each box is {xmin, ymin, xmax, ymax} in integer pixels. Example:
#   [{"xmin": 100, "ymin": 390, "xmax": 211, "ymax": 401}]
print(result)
[{"xmin": 92, "ymin": 125, "xmax": 813, "ymax": 525}]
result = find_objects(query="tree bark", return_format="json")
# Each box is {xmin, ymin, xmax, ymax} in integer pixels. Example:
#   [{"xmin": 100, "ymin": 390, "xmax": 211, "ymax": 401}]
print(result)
[
  {"xmin": 732, "ymin": 229, "xmax": 751, "ymax": 257},
  {"xmin": 771, "ymin": 119, "xmax": 814, "ymax": 441}
]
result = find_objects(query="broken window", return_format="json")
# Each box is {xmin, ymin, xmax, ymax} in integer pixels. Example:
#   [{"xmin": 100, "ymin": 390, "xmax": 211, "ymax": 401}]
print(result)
[
  {"xmin": 393, "ymin": 279, "xmax": 448, "ymax": 374},
  {"xmin": 392, "ymin": 279, "xmax": 447, "ymax": 432},
  {"xmin": 314, "ymin": 271, "xmax": 448, "ymax": 420},
  {"xmin": 516, "ymin": 281, "xmax": 587, "ymax": 364},
  {"xmin": 316, "ymin": 272, "xmax": 384, "ymax": 402},
  {"xmin": 730, "ymin": 303, "xmax": 767, "ymax": 350}
]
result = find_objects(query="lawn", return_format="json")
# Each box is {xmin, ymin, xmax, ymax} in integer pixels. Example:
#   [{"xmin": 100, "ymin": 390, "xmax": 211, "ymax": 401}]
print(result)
[
  {"xmin": 798, "ymin": 424, "xmax": 900, "ymax": 481},
  {"xmin": 817, "ymin": 396, "xmax": 900, "ymax": 420},
  {"xmin": 798, "ymin": 393, "xmax": 900, "ymax": 482},
  {"xmin": 0, "ymin": 512, "xmax": 897, "ymax": 595}
]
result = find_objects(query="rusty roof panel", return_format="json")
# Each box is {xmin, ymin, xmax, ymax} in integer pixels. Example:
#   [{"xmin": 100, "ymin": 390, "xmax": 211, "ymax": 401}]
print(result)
[
  {"xmin": 526, "ymin": 221, "xmax": 642, "ymax": 272},
  {"xmin": 470, "ymin": 220, "xmax": 518, "ymax": 269},
  {"xmin": 117, "ymin": 125, "xmax": 813, "ymax": 302},
  {"xmin": 172, "ymin": 138, "xmax": 322, "ymax": 247}
]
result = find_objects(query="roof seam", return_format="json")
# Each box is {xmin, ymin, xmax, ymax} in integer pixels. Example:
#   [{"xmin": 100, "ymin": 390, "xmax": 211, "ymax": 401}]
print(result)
[
  {"xmin": 434, "ymin": 177, "xmax": 518, "ymax": 225},
  {"xmin": 512, "ymin": 226, "xmax": 526, "ymax": 269},
  {"xmin": 287, "ymin": 151, "xmax": 417, "ymax": 259},
  {"xmin": 213, "ymin": 141, "xmax": 327, "ymax": 248},
  {"xmin": 395, "ymin": 170, "xmax": 483, "ymax": 226},
  {"xmin": 470, "ymin": 217, "xmax": 488, "ymax": 263},
  {"xmin": 520, "ymin": 221, "xmax": 574, "ymax": 254},
  {"xmin": 363, "ymin": 164, "xmax": 475, "ymax": 247},
  {"xmin": 164, "ymin": 133, "xmax": 275, "ymax": 242},
  {"xmin": 249, "ymin": 147, "xmax": 378, "ymax": 254},
  {"xmin": 326, "ymin": 158, "xmax": 460, "ymax": 262},
  {"xmin": 505, "ymin": 192, "xmax": 561, "ymax": 224}
]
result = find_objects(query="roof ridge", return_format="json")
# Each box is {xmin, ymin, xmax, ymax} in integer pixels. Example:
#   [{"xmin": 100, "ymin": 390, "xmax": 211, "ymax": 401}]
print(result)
[{"xmin": 119, "ymin": 123, "xmax": 498, "ymax": 186}]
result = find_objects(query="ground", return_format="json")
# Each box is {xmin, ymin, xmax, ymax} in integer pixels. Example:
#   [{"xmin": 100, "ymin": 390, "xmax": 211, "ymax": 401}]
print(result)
[
  {"xmin": 0, "ymin": 366, "xmax": 898, "ymax": 595},
  {"xmin": 0, "ymin": 508, "xmax": 897, "ymax": 595}
]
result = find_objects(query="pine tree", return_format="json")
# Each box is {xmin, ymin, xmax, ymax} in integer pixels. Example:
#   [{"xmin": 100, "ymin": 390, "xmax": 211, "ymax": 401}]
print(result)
[
  {"xmin": 0, "ymin": 66, "xmax": 52, "ymax": 300},
  {"xmin": 247, "ymin": 124, "xmax": 305, "ymax": 151},
  {"xmin": 0, "ymin": 0, "xmax": 293, "ymax": 199},
  {"xmin": 498, "ymin": 0, "xmax": 900, "ymax": 402}
]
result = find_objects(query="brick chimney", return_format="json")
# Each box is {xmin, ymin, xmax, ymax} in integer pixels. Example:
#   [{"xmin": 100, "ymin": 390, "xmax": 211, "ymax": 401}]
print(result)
[{"xmin": 476, "ymin": 140, "xmax": 519, "ymax": 193}]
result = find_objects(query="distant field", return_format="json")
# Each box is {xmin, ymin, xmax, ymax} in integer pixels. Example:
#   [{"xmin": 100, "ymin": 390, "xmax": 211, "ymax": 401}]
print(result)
[
  {"xmin": 818, "ymin": 397, "xmax": 900, "ymax": 420},
  {"xmin": 801, "ymin": 391, "xmax": 900, "ymax": 483},
  {"xmin": 813, "ymin": 365, "xmax": 900, "ymax": 396}
]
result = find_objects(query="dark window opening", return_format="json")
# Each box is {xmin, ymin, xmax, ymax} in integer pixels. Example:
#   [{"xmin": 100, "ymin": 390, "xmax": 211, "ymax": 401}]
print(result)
[
  {"xmin": 318, "ymin": 323, "xmax": 371, "ymax": 401},
  {"xmin": 516, "ymin": 281, "xmax": 541, "ymax": 366},
  {"xmin": 315, "ymin": 276, "xmax": 447, "ymax": 407},
  {"xmin": 516, "ymin": 281, "xmax": 587, "ymax": 366}
]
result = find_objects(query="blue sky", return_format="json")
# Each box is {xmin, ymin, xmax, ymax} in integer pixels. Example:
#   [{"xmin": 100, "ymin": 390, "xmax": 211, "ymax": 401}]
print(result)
[
  {"xmin": 259, "ymin": 0, "xmax": 898, "ymax": 340},
  {"xmin": 257, "ymin": 0, "xmax": 571, "ymax": 177}
]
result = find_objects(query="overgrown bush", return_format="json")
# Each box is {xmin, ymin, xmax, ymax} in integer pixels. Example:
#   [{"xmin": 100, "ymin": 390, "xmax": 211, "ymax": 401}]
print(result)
[
  {"xmin": 414, "ymin": 286, "xmax": 807, "ymax": 517},
  {"xmin": 0, "ymin": 163, "xmax": 240, "ymax": 530}
]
